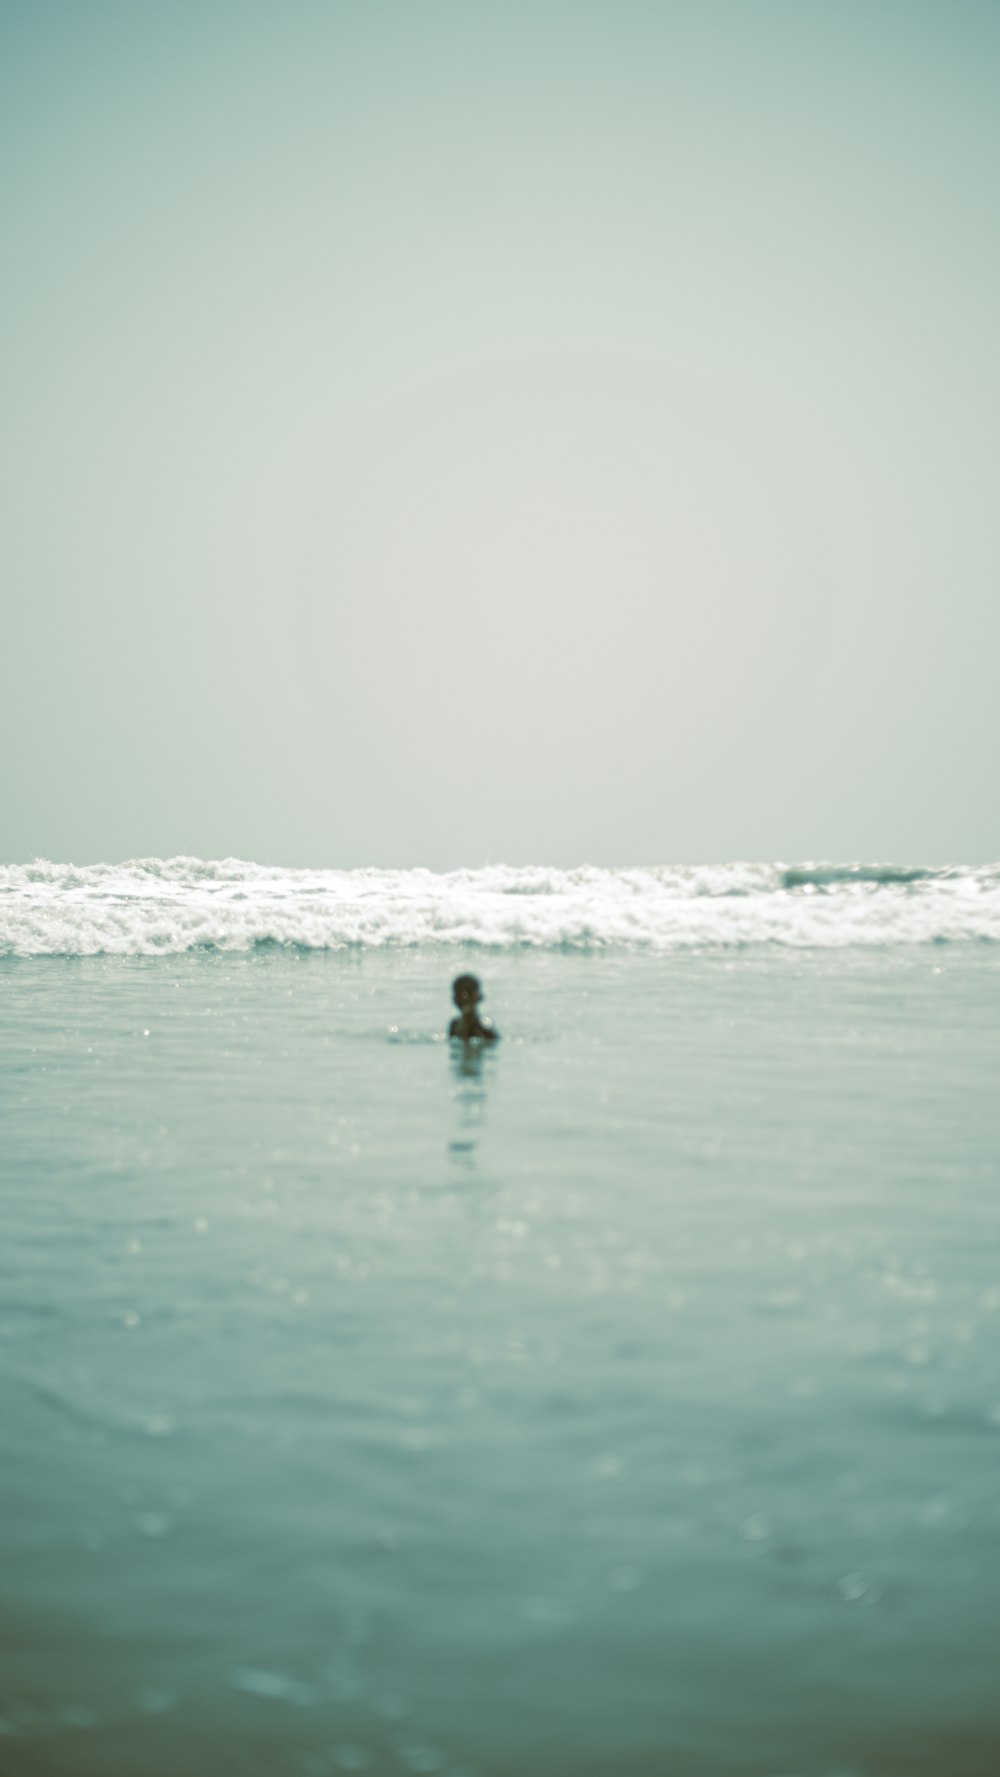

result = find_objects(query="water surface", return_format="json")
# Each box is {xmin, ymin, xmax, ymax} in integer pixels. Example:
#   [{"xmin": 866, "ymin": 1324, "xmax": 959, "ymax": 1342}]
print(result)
[{"xmin": 2, "ymin": 945, "xmax": 999, "ymax": 1775}]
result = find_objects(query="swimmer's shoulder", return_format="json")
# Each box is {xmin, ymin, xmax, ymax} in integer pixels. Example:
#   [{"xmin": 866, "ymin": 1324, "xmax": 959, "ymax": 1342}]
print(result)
[{"xmin": 449, "ymin": 1012, "xmax": 499, "ymax": 1043}]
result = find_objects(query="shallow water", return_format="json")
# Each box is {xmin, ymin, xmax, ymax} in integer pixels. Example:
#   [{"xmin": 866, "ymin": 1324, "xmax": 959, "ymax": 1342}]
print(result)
[{"xmin": 2, "ymin": 946, "xmax": 1000, "ymax": 1775}]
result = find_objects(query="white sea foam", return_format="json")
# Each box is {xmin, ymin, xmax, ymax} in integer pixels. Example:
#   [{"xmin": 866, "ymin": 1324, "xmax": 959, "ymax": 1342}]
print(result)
[{"xmin": 2, "ymin": 859, "xmax": 999, "ymax": 956}]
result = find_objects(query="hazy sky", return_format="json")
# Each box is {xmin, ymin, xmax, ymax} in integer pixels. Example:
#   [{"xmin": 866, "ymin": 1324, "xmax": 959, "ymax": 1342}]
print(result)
[{"xmin": 3, "ymin": 0, "xmax": 998, "ymax": 867}]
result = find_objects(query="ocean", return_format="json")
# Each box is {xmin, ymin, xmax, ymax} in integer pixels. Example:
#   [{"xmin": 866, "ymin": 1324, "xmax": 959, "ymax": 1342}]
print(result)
[{"xmin": 2, "ymin": 861, "xmax": 1000, "ymax": 1776}]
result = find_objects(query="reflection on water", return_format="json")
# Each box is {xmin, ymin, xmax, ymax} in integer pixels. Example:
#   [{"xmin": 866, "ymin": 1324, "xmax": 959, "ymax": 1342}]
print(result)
[
  {"xmin": 448, "ymin": 1038, "xmax": 494, "ymax": 1165},
  {"xmin": 449, "ymin": 1036, "xmax": 492, "ymax": 1083}
]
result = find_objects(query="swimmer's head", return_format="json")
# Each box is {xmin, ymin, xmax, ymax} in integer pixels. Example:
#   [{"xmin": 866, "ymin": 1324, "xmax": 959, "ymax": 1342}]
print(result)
[{"xmin": 452, "ymin": 973, "xmax": 482, "ymax": 1010}]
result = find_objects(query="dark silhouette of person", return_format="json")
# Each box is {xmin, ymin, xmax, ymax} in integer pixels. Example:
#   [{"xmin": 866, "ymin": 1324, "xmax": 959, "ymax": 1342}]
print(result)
[{"xmin": 448, "ymin": 973, "xmax": 499, "ymax": 1044}]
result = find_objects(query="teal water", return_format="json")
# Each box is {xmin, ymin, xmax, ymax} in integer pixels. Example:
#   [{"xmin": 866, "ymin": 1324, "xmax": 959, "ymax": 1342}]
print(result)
[{"xmin": 2, "ymin": 947, "xmax": 999, "ymax": 1775}]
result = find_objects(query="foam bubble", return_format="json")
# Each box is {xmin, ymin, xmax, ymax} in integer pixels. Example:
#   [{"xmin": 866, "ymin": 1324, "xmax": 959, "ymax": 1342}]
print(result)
[{"xmin": 1, "ymin": 859, "xmax": 998, "ymax": 956}]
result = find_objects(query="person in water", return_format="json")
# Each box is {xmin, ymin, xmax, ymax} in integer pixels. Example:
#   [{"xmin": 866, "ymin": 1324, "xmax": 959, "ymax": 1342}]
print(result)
[{"xmin": 448, "ymin": 973, "xmax": 499, "ymax": 1043}]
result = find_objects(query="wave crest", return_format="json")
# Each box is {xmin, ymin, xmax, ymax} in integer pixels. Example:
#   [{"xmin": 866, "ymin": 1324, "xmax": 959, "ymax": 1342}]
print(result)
[{"xmin": 2, "ymin": 859, "xmax": 999, "ymax": 957}]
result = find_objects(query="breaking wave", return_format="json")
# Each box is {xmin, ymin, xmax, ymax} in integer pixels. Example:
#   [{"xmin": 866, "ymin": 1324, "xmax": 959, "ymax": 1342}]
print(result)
[{"xmin": 2, "ymin": 858, "xmax": 999, "ymax": 956}]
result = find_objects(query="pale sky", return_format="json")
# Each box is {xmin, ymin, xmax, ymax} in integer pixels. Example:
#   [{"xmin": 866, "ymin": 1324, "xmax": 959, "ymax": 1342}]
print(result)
[{"xmin": 3, "ymin": 0, "xmax": 998, "ymax": 867}]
